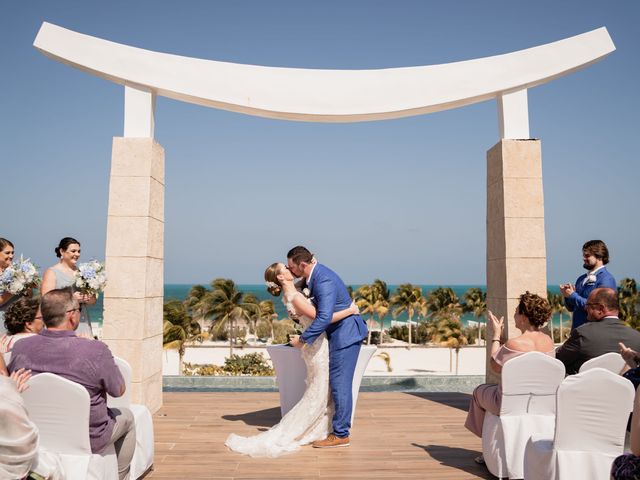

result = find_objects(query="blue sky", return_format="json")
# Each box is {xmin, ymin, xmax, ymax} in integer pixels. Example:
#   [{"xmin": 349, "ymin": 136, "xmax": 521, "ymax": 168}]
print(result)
[{"xmin": 1, "ymin": 1, "xmax": 639, "ymax": 285}]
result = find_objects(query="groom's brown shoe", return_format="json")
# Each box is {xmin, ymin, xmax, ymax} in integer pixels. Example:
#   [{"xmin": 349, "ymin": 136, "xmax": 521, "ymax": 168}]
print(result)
[{"xmin": 312, "ymin": 434, "xmax": 350, "ymax": 448}]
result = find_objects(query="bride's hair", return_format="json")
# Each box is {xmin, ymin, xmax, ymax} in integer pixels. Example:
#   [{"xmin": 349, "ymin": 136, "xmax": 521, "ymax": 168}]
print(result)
[{"xmin": 264, "ymin": 263, "xmax": 283, "ymax": 297}]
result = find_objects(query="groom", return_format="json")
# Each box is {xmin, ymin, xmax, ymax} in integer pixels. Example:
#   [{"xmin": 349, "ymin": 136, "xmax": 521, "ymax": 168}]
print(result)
[{"xmin": 287, "ymin": 246, "xmax": 368, "ymax": 448}]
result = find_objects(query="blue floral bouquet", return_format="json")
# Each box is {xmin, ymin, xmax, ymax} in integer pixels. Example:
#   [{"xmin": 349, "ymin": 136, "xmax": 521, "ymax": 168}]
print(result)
[
  {"xmin": 74, "ymin": 260, "xmax": 107, "ymax": 296},
  {"xmin": 0, "ymin": 256, "xmax": 41, "ymax": 295}
]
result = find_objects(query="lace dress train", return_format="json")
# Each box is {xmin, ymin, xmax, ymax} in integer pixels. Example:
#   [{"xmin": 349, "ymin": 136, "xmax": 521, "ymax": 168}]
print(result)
[{"xmin": 225, "ymin": 316, "xmax": 333, "ymax": 457}]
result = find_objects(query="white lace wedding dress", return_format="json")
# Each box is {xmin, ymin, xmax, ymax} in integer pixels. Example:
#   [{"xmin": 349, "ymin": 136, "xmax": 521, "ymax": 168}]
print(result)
[{"xmin": 225, "ymin": 301, "xmax": 333, "ymax": 457}]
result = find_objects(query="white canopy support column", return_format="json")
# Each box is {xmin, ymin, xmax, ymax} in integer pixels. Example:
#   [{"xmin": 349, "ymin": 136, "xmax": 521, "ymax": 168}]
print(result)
[
  {"xmin": 498, "ymin": 89, "xmax": 530, "ymax": 140},
  {"xmin": 124, "ymin": 85, "xmax": 156, "ymax": 138}
]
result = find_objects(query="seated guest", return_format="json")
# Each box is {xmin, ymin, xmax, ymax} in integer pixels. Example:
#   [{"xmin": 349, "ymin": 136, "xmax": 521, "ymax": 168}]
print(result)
[
  {"xmin": 617, "ymin": 342, "xmax": 640, "ymax": 392},
  {"xmin": 8, "ymin": 287, "xmax": 135, "ymax": 480},
  {"xmin": 0, "ymin": 368, "xmax": 37, "ymax": 479},
  {"xmin": 0, "ymin": 297, "xmax": 44, "ymax": 354},
  {"xmin": 612, "ymin": 385, "xmax": 640, "ymax": 479},
  {"xmin": 464, "ymin": 292, "xmax": 555, "ymax": 459},
  {"xmin": 556, "ymin": 288, "xmax": 640, "ymax": 375},
  {"xmin": 0, "ymin": 352, "xmax": 6, "ymax": 376}
]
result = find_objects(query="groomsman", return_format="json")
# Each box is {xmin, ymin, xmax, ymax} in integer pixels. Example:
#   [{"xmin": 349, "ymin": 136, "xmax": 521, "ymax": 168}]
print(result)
[{"xmin": 560, "ymin": 239, "xmax": 616, "ymax": 330}]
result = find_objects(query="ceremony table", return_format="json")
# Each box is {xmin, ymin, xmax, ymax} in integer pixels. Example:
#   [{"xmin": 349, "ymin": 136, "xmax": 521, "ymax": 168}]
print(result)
[{"xmin": 266, "ymin": 344, "xmax": 376, "ymax": 424}]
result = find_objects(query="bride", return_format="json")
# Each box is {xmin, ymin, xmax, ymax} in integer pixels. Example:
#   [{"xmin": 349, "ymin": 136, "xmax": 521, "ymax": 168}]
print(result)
[{"xmin": 225, "ymin": 262, "xmax": 358, "ymax": 458}]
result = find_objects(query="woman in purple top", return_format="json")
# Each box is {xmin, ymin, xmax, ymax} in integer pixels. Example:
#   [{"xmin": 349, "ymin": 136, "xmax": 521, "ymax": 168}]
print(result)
[{"xmin": 464, "ymin": 292, "xmax": 555, "ymax": 463}]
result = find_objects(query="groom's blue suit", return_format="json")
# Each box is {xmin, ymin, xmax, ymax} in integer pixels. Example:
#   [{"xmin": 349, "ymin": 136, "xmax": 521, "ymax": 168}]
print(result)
[{"xmin": 300, "ymin": 263, "xmax": 368, "ymax": 438}]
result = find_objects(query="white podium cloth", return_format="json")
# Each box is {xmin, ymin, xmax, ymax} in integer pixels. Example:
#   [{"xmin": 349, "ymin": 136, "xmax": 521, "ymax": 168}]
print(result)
[
  {"xmin": 523, "ymin": 367, "xmax": 634, "ymax": 480},
  {"xmin": 22, "ymin": 373, "xmax": 118, "ymax": 480},
  {"xmin": 267, "ymin": 344, "xmax": 376, "ymax": 424},
  {"xmin": 578, "ymin": 352, "xmax": 626, "ymax": 374},
  {"xmin": 482, "ymin": 352, "xmax": 565, "ymax": 479},
  {"xmin": 108, "ymin": 356, "xmax": 155, "ymax": 479}
]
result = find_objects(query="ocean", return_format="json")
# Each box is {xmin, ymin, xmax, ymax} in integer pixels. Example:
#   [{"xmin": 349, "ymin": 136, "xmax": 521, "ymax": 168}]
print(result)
[{"xmin": 87, "ymin": 284, "xmax": 567, "ymax": 330}]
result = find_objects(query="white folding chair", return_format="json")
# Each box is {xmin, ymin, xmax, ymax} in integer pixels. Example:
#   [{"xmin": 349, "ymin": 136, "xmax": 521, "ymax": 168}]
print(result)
[
  {"xmin": 578, "ymin": 352, "xmax": 626, "ymax": 375},
  {"xmin": 482, "ymin": 352, "xmax": 565, "ymax": 479},
  {"xmin": 523, "ymin": 367, "xmax": 635, "ymax": 480},
  {"xmin": 108, "ymin": 356, "xmax": 154, "ymax": 479},
  {"xmin": 22, "ymin": 373, "xmax": 118, "ymax": 480}
]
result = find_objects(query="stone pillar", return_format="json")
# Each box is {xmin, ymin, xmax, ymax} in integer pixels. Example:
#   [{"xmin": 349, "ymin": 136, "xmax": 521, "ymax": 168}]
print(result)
[
  {"xmin": 486, "ymin": 139, "xmax": 547, "ymax": 382},
  {"xmin": 102, "ymin": 138, "xmax": 164, "ymax": 413}
]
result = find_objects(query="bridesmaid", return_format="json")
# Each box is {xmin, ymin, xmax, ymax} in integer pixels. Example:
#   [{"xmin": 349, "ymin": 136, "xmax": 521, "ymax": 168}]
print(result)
[
  {"xmin": 41, "ymin": 237, "xmax": 96, "ymax": 337},
  {"xmin": 0, "ymin": 238, "xmax": 16, "ymax": 335}
]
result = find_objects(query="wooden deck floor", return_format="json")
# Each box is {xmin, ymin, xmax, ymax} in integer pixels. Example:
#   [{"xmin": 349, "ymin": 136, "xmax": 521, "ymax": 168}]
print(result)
[{"xmin": 147, "ymin": 391, "xmax": 492, "ymax": 479}]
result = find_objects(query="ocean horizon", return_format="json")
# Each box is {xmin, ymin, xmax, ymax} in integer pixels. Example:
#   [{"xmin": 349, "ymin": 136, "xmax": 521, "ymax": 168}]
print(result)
[{"xmin": 87, "ymin": 283, "xmax": 567, "ymax": 330}]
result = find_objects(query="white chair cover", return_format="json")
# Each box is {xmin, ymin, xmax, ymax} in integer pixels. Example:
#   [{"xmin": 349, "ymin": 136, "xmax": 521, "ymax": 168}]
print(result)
[
  {"xmin": 108, "ymin": 356, "xmax": 155, "ymax": 479},
  {"xmin": 523, "ymin": 367, "xmax": 635, "ymax": 480},
  {"xmin": 21, "ymin": 373, "xmax": 118, "ymax": 480},
  {"xmin": 266, "ymin": 344, "xmax": 376, "ymax": 425},
  {"xmin": 578, "ymin": 352, "xmax": 626, "ymax": 374},
  {"xmin": 0, "ymin": 375, "xmax": 40, "ymax": 479},
  {"xmin": 108, "ymin": 356, "xmax": 132, "ymax": 409},
  {"xmin": 482, "ymin": 351, "xmax": 565, "ymax": 479}
]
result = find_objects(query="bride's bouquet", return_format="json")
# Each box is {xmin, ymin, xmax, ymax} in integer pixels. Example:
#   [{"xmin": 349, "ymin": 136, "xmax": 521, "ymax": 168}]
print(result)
[
  {"xmin": 75, "ymin": 260, "xmax": 107, "ymax": 297},
  {"xmin": 0, "ymin": 256, "xmax": 41, "ymax": 295}
]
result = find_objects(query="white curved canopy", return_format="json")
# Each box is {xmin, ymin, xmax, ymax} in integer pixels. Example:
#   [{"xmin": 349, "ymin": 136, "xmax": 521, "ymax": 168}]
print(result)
[{"xmin": 34, "ymin": 22, "xmax": 614, "ymax": 125}]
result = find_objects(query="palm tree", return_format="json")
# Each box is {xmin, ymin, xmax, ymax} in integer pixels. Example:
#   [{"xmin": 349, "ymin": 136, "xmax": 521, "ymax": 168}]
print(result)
[
  {"xmin": 462, "ymin": 287, "xmax": 486, "ymax": 345},
  {"xmin": 243, "ymin": 293, "xmax": 261, "ymax": 345},
  {"xmin": 346, "ymin": 285, "xmax": 355, "ymax": 300},
  {"xmin": 162, "ymin": 299, "xmax": 207, "ymax": 374},
  {"xmin": 355, "ymin": 284, "xmax": 377, "ymax": 345},
  {"xmin": 547, "ymin": 291, "xmax": 559, "ymax": 341},
  {"xmin": 390, "ymin": 283, "xmax": 423, "ymax": 349},
  {"xmin": 430, "ymin": 314, "xmax": 468, "ymax": 374},
  {"xmin": 184, "ymin": 284, "xmax": 209, "ymax": 330},
  {"xmin": 258, "ymin": 299, "xmax": 278, "ymax": 343},
  {"xmin": 425, "ymin": 287, "xmax": 463, "ymax": 321},
  {"xmin": 547, "ymin": 292, "xmax": 569, "ymax": 342},
  {"xmin": 372, "ymin": 279, "xmax": 390, "ymax": 343},
  {"xmin": 374, "ymin": 300, "xmax": 390, "ymax": 345},
  {"xmin": 619, "ymin": 278, "xmax": 640, "ymax": 329},
  {"xmin": 199, "ymin": 278, "xmax": 258, "ymax": 356}
]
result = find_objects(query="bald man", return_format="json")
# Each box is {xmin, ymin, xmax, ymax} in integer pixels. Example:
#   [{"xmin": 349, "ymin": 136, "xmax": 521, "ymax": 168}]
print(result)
[{"xmin": 556, "ymin": 288, "xmax": 640, "ymax": 374}]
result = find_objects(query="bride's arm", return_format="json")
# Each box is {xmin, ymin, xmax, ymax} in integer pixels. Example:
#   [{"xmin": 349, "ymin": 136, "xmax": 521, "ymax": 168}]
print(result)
[{"xmin": 287, "ymin": 291, "xmax": 358, "ymax": 323}]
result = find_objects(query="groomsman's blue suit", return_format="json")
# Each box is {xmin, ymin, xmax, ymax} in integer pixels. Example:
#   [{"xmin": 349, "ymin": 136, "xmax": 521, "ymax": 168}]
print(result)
[
  {"xmin": 565, "ymin": 266, "xmax": 616, "ymax": 330},
  {"xmin": 300, "ymin": 263, "xmax": 368, "ymax": 438}
]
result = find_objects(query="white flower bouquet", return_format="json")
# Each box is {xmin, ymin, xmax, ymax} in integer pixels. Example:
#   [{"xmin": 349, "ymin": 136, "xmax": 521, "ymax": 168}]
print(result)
[
  {"xmin": 75, "ymin": 260, "xmax": 107, "ymax": 296},
  {"xmin": 0, "ymin": 256, "xmax": 41, "ymax": 295}
]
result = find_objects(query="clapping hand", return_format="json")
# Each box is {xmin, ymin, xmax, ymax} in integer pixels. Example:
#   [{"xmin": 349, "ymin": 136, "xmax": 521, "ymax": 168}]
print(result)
[
  {"xmin": 559, "ymin": 283, "xmax": 575, "ymax": 298},
  {"xmin": 10, "ymin": 368, "xmax": 32, "ymax": 393},
  {"xmin": 619, "ymin": 342, "xmax": 639, "ymax": 369},
  {"xmin": 487, "ymin": 310, "xmax": 504, "ymax": 341}
]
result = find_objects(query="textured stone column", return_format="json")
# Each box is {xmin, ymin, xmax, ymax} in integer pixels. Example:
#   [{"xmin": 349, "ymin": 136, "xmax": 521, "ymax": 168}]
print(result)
[
  {"xmin": 102, "ymin": 138, "xmax": 164, "ymax": 413},
  {"xmin": 486, "ymin": 139, "xmax": 547, "ymax": 382}
]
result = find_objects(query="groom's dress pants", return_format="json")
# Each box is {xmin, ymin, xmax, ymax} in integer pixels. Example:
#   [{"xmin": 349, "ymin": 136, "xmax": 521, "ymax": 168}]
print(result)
[{"xmin": 329, "ymin": 341, "xmax": 362, "ymax": 438}]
